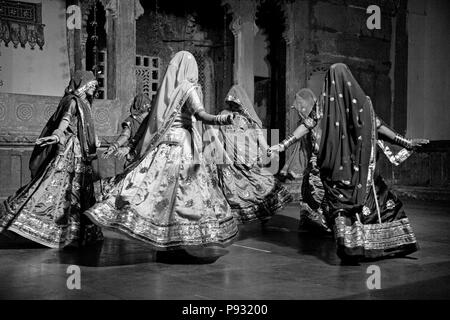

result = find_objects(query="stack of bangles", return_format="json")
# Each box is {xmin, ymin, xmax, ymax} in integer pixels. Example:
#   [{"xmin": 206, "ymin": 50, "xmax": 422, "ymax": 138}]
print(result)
[
  {"xmin": 110, "ymin": 142, "xmax": 120, "ymax": 151},
  {"xmin": 279, "ymin": 134, "xmax": 298, "ymax": 151},
  {"xmin": 51, "ymin": 129, "xmax": 65, "ymax": 144},
  {"xmin": 214, "ymin": 114, "xmax": 233, "ymax": 125},
  {"xmin": 393, "ymin": 134, "xmax": 413, "ymax": 150}
]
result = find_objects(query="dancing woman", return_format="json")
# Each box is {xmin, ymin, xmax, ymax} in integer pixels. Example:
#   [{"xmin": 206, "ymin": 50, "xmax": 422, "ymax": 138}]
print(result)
[
  {"xmin": 268, "ymin": 63, "xmax": 428, "ymax": 262},
  {"xmin": 84, "ymin": 51, "xmax": 239, "ymax": 251},
  {"xmin": 102, "ymin": 93, "xmax": 152, "ymax": 164},
  {"xmin": 213, "ymin": 84, "xmax": 292, "ymax": 223},
  {"xmin": 0, "ymin": 71, "xmax": 103, "ymax": 248}
]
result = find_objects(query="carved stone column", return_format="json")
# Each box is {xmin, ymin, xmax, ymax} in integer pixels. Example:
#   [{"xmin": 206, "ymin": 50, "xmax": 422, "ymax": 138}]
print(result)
[
  {"xmin": 105, "ymin": 0, "xmax": 142, "ymax": 118},
  {"xmin": 281, "ymin": 0, "xmax": 311, "ymax": 136},
  {"xmin": 277, "ymin": 0, "xmax": 312, "ymax": 198},
  {"xmin": 282, "ymin": 1, "xmax": 297, "ymax": 138},
  {"xmin": 223, "ymin": 0, "xmax": 258, "ymax": 102},
  {"xmin": 66, "ymin": 0, "xmax": 82, "ymax": 76}
]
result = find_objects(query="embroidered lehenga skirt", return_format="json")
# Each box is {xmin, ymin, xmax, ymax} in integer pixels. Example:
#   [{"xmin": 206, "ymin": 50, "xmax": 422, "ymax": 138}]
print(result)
[
  {"xmin": 84, "ymin": 133, "xmax": 239, "ymax": 250},
  {"xmin": 218, "ymin": 164, "xmax": 292, "ymax": 223},
  {"xmin": 215, "ymin": 113, "xmax": 292, "ymax": 223},
  {"xmin": 0, "ymin": 135, "xmax": 103, "ymax": 248},
  {"xmin": 331, "ymin": 174, "xmax": 419, "ymax": 260}
]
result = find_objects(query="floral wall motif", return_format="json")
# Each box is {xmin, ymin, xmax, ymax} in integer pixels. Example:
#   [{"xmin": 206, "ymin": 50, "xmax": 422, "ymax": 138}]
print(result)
[
  {"xmin": 0, "ymin": 0, "xmax": 45, "ymax": 49},
  {"xmin": 0, "ymin": 92, "xmax": 120, "ymax": 138}
]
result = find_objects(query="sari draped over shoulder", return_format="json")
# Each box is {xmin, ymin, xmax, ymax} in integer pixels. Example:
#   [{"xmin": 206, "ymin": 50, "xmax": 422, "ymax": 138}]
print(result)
[
  {"xmin": 84, "ymin": 51, "xmax": 238, "ymax": 250},
  {"xmin": 317, "ymin": 63, "xmax": 376, "ymax": 214},
  {"xmin": 0, "ymin": 70, "xmax": 103, "ymax": 248},
  {"xmin": 211, "ymin": 85, "xmax": 292, "ymax": 223},
  {"xmin": 304, "ymin": 63, "xmax": 418, "ymax": 260},
  {"xmin": 30, "ymin": 94, "xmax": 97, "ymax": 179}
]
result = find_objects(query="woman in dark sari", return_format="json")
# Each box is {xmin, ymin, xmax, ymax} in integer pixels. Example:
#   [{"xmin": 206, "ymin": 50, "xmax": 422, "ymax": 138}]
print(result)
[
  {"xmin": 102, "ymin": 93, "xmax": 152, "ymax": 165},
  {"xmin": 269, "ymin": 63, "xmax": 428, "ymax": 262},
  {"xmin": 214, "ymin": 84, "xmax": 292, "ymax": 223},
  {"xmin": 0, "ymin": 71, "xmax": 103, "ymax": 248}
]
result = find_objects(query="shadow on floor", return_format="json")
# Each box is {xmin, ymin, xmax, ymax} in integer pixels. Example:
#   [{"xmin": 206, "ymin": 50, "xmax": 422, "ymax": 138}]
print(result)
[
  {"xmin": 46, "ymin": 238, "xmax": 226, "ymax": 267},
  {"xmin": 1, "ymin": 231, "xmax": 227, "ymax": 267},
  {"xmin": 0, "ymin": 231, "xmax": 47, "ymax": 249},
  {"xmin": 237, "ymin": 214, "xmax": 419, "ymax": 266},
  {"xmin": 236, "ymin": 215, "xmax": 340, "ymax": 265}
]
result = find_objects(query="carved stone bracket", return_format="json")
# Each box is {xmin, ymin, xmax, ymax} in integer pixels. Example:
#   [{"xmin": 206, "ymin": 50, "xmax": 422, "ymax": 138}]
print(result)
[
  {"xmin": 103, "ymin": 0, "xmax": 143, "ymax": 20},
  {"xmin": 282, "ymin": 1, "xmax": 294, "ymax": 45},
  {"xmin": 223, "ymin": 0, "xmax": 258, "ymax": 34},
  {"xmin": 0, "ymin": 1, "xmax": 45, "ymax": 50},
  {"xmin": 221, "ymin": 0, "xmax": 258, "ymax": 101}
]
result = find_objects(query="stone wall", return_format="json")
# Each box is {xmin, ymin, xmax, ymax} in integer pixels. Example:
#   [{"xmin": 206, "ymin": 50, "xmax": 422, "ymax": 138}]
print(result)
[
  {"xmin": 0, "ymin": 142, "xmax": 123, "ymax": 199},
  {"xmin": 136, "ymin": 0, "xmax": 234, "ymax": 114},
  {"xmin": 282, "ymin": 0, "xmax": 449, "ymax": 201}
]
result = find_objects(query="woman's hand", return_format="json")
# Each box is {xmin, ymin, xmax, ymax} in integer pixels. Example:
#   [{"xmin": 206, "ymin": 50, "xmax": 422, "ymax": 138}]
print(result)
[
  {"xmin": 95, "ymin": 135, "xmax": 102, "ymax": 148},
  {"xmin": 410, "ymin": 139, "xmax": 429, "ymax": 149},
  {"xmin": 35, "ymin": 135, "xmax": 59, "ymax": 147},
  {"xmin": 227, "ymin": 113, "xmax": 238, "ymax": 127},
  {"xmin": 102, "ymin": 146, "xmax": 117, "ymax": 159},
  {"xmin": 267, "ymin": 144, "xmax": 284, "ymax": 157},
  {"xmin": 115, "ymin": 147, "xmax": 130, "ymax": 160}
]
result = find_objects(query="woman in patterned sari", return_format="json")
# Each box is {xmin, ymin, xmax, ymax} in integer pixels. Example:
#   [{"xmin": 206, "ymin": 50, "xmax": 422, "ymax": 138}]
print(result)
[
  {"xmin": 84, "ymin": 51, "xmax": 238, "ymax": 252},
  {"xmin": 213, "ymin": 84, "xmax": 292, "ymax": 223},
  {"xmin": 102, "ymin": 93, "xmax": 152, "ymax": 166},
  {"xmin": 269, "ymin": 63, "xmax": 428, "ymax": 262},
  {"xmin": 0, "ymin": 71, "xmax": 103, "ymax": 248}
]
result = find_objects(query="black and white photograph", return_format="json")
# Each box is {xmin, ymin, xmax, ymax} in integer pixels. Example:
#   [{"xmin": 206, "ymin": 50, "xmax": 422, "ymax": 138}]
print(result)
[{"xmin": 0, "ymin": 0, "xmax": 449, "ymax": 307}]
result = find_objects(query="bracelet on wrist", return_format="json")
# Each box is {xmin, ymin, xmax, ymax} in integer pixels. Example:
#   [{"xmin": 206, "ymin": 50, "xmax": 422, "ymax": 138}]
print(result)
[
  {"xmin": 111, "ymin": 142, "xmax": 120, "ymax": 151},
  {"xmin": 51, "ymin": 129, "xmax": 65, "ymax": 144},
  {"xmin": 394, "ymin": 134, "xmax": 413, "ymax": 149},
  {"xmin": 281, "ymin": 135, "xmax": 297, "ymax": 150}
]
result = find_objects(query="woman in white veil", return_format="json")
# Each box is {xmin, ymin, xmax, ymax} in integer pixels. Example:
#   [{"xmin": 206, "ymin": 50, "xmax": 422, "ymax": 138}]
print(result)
[{"xmin": 84, "ymin": 51, "xmax": 239, "ymax": 254}]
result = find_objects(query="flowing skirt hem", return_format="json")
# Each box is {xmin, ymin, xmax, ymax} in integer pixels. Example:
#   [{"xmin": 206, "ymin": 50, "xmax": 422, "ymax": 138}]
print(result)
[
  {"xmin": 83, "ymin": 203, "xmax": 239, "ymax": 251},
  {"xmin": 232, "ymin": 184, "xmax": 293, "ymax": 223},
  {"xmin": 334, "ymin": 216, "xmax": 419, "ymax": 260},
  {"xmin": 0, "ymin": 200, "xmax": 78, "ymax": 249}
]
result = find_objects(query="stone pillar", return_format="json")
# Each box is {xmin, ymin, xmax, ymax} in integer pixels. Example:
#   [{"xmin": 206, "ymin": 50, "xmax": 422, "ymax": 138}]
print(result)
[
  {"xmin": 115, "ymin": 0, "xmax": 137, "ymax": 105},
  {"xmin": 282, "ymin": 1, "xmax": 296, "ymax": 138},
  {"xmin": 282, "ymin": 0, "xmax": 310, "ymax": 159},
  {"xmin": 224, "ymin": 0, "xmax": 258, "ymax": 102},
  {"xmin": 66, "ymin": 0, "xmax": 82, "ymax": 76}
]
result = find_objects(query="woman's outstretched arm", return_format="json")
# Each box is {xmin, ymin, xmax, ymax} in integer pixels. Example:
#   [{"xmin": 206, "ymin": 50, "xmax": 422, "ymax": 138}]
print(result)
[
  {"xmin": 102, "ymin": 125, "xmax": 132, "ymax": 159},
  {"xmin": 376, "ymin": 116, "xmax": 429, "ymax": 150},
  {"xmin": 267, "ymin": 123, "xmax": 311, "ymax": 156},
  {"xmin": 189, "ymin": 90, "xmax": 234, "ymax": 126},
  {"xmin": 195, "ymin": 110, "xmax": 234, "ymax": 126},
  {"xmin": 36, "ymin": 99, "xmax": 76, "ymax": 147}
]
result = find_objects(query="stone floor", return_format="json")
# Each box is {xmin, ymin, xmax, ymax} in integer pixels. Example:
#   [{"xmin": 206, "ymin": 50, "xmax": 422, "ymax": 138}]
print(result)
[{"xmin": 0, "ymin": 200, "xmax": 449, "ymax": 300}]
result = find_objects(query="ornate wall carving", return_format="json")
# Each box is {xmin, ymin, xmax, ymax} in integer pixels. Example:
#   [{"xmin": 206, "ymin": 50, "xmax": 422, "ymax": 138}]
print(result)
[
  {"xmin": 136, "ymin": 9, "xmax": 218, "ymax": 113},
  {"xmin": 0, "ymin": 0, "xmax": 45, "ymax": 49},
  {"xmin": 0, "ymin": 93, "xmax": 120, "ymax": 139}
]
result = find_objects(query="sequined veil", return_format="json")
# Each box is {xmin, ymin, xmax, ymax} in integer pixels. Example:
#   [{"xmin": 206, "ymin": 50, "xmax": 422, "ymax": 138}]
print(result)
[{"xmin": 302, "ymin": 64, "xmax": 419, "ymax": 260}]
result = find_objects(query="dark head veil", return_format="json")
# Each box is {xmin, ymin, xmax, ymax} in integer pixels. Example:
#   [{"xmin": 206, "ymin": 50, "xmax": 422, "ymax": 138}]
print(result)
[
  {"xmin": 317, "ymin": 63, "xmax": 377, "ymax": 213},
  {"xmin": 29, "ymin": 71, "xmax": 98, "ymax": 178},
  {"xmin": 130, "ymin": 93, "xmax": 152, "ymax": 117},
  {"xmin": 225, "ymin": 84, "xmax": 263, "ymax": 128}
]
